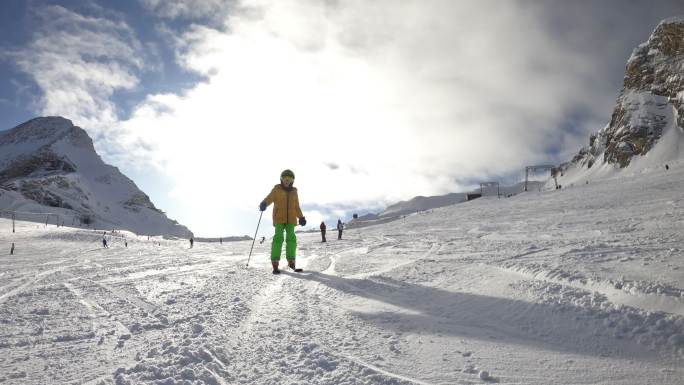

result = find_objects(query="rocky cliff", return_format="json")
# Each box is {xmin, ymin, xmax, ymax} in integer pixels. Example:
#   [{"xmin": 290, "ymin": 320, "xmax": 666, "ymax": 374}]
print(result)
[{"xmin": 569, "ymin": 17, "xmax": 684, "ymax": 170}]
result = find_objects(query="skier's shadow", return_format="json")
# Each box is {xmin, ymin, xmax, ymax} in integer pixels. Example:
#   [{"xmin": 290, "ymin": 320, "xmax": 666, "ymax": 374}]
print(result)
[{"xmin": 287, "ymin": 271, "xmax": 652, "ymax": 360}]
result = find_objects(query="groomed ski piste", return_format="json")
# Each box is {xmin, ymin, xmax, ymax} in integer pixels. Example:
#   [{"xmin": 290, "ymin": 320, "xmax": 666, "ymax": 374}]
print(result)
[{"xmin": 1, "ymin": 163, "xmax": 684, "ymax": 385}]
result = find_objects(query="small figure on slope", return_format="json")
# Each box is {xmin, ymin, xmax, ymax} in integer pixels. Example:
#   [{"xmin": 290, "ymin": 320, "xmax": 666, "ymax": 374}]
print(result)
[{"xmin": 320, "ymin": 221, "xmax": 327, "ymax": 243}]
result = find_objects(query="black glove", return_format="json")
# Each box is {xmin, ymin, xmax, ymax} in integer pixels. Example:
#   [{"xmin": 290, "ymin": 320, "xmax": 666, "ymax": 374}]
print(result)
[
  {"xmin": 259, "ymin": 201, "xmax": 267, "ymax": 211},
  {"xmin": 299, "ymin": 217, "xmax": 306, "ymax": 226}
]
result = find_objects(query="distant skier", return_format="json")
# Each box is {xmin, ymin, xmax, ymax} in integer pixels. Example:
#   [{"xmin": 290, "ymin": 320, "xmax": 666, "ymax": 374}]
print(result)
[
  {"xmin": 320, "ymin": 221, "xmax": 327, "ymax": 242},
  {"xmin": 102, "ymin": 238, "xmax": 108, "ymax": 248},
  {"xmin": 125, "ymin": 241, "xmax": 128, "ymax": 248},
  {"xmin": 189, "ymin": 237, "xmax": 194, "ymax": 249},
  {"xmin": 259, "ymin": 169, "xmax": 305, "ymax": 274},
  {"xmin": 10, "ymin": 242, "xmax": 14, "ymax": 255},
  {"xmin": 337, "ymin": 219, "xmax": 343, "ymax": 240},
  {"xmin": 219, "ymin": 237, "xmax": 222, "ymax": 245},
  {"xmin": 260, "ymin": 236, "xmax": 266, "ymax": 244}
]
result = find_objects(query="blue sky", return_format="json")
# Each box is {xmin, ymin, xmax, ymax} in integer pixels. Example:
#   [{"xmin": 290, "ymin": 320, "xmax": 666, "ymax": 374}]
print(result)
[
  {"xmin": 1, "ymin": 0, "xmax": 683, "ymax": 236},
  {"xmin": 0, "ymin": 0, "xmax": 206, "ymax": 130}
]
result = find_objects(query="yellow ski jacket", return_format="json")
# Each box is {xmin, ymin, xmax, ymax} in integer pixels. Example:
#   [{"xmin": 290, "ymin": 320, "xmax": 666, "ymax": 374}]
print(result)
[{"xmin": 263, "ymin": 184, "xmax": 304, "ymax": 225}]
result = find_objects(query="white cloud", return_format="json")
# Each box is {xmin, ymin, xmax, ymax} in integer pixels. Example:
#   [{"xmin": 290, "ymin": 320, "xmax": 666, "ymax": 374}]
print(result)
[
  {"xmin": 138, "ymin": 0, "xmax": 235, "ymax": 24},
  {"xmin": 8, "ymin": 5, "xmax": 145, "ymax": 133},
  {"xmin": 11, "ymin": 0, "xmax": 676, "ymax": 236},
  {"xmin": 116, "ymin": 0, "xmax": 618, "ymax": 236}
]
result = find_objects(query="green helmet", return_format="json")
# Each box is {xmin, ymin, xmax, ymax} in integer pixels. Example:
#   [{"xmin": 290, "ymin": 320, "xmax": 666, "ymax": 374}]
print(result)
[{"xmin": 280, "ymin": 169, "xmax": 295, "ymax": 179}]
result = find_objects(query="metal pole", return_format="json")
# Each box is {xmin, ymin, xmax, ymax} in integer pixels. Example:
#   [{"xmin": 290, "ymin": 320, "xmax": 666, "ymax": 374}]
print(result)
[{"xmin": 246, "ymin": 211, "xmax": 264, "ymax": 267}]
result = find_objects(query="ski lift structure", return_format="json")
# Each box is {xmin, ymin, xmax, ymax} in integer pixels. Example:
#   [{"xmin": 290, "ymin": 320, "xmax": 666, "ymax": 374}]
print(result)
[
  {"xmin": 1, "ymin": 210, "xmax": 83, "ymax": 231},
  {"xmin": 479, "ymin": 182, "xmax": 500, "ymax": 198},
  {"xmin": 524, "ymin": 165, "xmax": 557, "ymax": 191}
]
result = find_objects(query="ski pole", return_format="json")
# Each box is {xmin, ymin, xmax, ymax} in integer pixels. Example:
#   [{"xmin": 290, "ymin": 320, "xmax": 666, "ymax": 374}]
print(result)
[{"xmin": 246, "ymin": 211, "xmax": 263, "ymax": 267}]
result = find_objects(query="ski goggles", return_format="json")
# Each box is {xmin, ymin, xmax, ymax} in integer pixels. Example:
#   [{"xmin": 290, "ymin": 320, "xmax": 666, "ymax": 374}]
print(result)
[{"xmin": 281, "ymin": 176, "xmax": 294, "ymax": 183}]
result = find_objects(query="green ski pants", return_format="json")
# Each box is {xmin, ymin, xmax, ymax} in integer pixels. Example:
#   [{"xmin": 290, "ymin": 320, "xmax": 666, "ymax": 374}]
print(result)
[{"xmin": 271, "ymin": 223, "xmax": 296, "ymax": 261}]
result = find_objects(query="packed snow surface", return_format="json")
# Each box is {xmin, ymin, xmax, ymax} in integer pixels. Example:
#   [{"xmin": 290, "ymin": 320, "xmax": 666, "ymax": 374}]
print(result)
[{"xmin": 1, "ymin": 162, "xmax": 684, "ymax": 384}]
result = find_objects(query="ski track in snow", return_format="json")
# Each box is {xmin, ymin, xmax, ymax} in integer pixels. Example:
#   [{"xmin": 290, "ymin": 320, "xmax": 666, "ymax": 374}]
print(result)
[{"xmin": 2, "ymin": 164, "xmax": 684, "ymax": 384}]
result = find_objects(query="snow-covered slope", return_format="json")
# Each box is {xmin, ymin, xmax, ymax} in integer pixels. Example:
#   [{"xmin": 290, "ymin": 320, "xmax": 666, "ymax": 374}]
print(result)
[
  {"xmin": 0, "ymin": 117, "xmax": 192, "ymax": 238},
  {"xmin": 348, "ymin": 181, "xmax": 542, "ymax": 229},
  {"xmin": 1, "ymin": 160, "xmax": 682, "ymax": 384},
  {"xmin": 379, "ymin": 192, "xmax": 469, "ymax": 218}
]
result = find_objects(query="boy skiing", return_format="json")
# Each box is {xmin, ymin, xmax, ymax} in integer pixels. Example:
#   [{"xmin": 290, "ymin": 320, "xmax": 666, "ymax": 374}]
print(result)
[{"xmin": 260, "ymin": 169, "xmax": 306, "ymax": 274}]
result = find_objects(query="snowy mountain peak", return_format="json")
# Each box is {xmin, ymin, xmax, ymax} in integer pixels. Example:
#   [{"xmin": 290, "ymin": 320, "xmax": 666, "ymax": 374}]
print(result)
[
  {"xmin": 0, "ymin": 116, "xmax": 76, "ymax": 145},
  {"xmin": 566, "ymin": 17, "xmax": 684, "ymax": 174},
  {"xmin": 0, "ymin": 117, "xmax": 193, "ymax": 238}
]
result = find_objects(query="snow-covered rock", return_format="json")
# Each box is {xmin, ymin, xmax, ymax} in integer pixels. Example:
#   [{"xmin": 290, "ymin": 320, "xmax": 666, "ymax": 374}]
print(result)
[
  {"xmin": 0, "ymin": 117, "xmax": 192, "ymax": 237},
  {"xmin": 566, "ymin": 18, "xmax": 684, "ymax": 174}
]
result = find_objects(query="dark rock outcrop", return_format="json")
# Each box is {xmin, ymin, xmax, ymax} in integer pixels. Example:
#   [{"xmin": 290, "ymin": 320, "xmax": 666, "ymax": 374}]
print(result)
[{"xmin": 572, "ymin": 17, "xmax": 684, "ymax": 169}]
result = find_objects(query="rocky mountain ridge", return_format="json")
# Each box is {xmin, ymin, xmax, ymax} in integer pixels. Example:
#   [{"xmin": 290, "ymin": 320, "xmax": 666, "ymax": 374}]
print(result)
[
  {"xmin": 0, "ymin": 117, "xmax": 192, "ymax": 238},
  {"xmin": 568, "ymin": 16, "xmax": 684, "ymax": 171}
]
